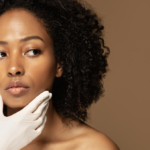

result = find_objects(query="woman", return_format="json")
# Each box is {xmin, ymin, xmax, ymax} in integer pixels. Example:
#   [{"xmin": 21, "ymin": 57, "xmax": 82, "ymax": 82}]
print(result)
[{"xmin": 0, "ymin": 0, "xmax": 119, "ymax": 149}]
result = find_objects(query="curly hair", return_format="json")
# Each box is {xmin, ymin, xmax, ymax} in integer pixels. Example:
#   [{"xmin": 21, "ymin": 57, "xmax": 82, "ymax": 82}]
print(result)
[{"xmin": 1, "ymin": 0, "xmax": 110, "ymax": 122}]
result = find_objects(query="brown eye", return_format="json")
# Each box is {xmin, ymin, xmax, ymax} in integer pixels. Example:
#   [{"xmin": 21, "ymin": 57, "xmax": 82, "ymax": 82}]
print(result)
[
  {"xmin": 0, "ymin": 52, "xmax": 7, "ymax": 58},
  {"xmin": 26, "ymin": 49, "xmax": 41, "ymax": 56}
]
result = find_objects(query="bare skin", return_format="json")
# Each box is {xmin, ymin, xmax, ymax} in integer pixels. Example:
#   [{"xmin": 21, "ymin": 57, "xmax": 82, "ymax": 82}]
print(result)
[{"xmin": 0, "ymin": 9, "xmax": 119, "ymax": 150}]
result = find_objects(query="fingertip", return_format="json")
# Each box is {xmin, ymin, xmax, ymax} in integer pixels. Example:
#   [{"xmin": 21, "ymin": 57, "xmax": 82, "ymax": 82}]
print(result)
[
  {"xmin": 49, "ymin": 93, "xmax": 52, "ymax": 98},
  {"xmin": 44, "ymin": 91, "xmax": 50, "ymax": 95}
]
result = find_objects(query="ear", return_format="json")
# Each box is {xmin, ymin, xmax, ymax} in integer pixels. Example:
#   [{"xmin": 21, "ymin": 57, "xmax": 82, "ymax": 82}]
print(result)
[{"xmin": 55, "ymin": 58, "xmax": 63, "ymax": 77}]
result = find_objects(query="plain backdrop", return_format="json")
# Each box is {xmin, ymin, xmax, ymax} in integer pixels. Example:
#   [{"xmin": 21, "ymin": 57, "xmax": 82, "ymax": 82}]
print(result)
[{"xmin": 85, "ymin": 0, "xmax": 150, "ymax": 150}]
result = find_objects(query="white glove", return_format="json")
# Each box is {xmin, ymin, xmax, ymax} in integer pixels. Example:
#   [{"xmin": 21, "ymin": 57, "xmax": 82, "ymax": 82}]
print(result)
[{"xmin": 0, "ymin": 91, "xmax": 52, "ymax": 150}]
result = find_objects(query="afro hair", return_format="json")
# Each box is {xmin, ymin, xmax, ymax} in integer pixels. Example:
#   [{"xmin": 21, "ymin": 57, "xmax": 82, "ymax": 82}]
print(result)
[{"xmin": 1, "ymin": 0, "xmax": 110, "ymax": 122}]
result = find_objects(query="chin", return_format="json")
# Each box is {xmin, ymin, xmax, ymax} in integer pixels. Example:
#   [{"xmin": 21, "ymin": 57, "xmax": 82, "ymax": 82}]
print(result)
[
  {"xmin": 2, "ymin": 93, "xmax": 32, "ymax": 108},
  {"xmin": 4, "ymin": 100, "xmax": 26, "ymax": 109}
]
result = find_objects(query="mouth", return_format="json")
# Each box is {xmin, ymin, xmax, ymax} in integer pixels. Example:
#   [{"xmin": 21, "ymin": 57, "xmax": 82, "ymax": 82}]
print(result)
[
  {"xmin": 6, "ymin": 87, "xmax": 29, "ymax": 95},
  {"xmin": 5, "ymin": 80, "xmax": 30, "ymax": 95}
]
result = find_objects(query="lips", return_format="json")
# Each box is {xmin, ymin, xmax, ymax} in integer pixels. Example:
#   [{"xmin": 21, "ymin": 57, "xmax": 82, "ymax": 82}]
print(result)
[{"xmin": 5, "ymin": 80, "xmax": 29, "ymax": 90}]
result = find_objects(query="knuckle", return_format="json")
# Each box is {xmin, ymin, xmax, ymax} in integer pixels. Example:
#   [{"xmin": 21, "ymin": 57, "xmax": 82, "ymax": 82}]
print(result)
[{"xmin": 38, "ymin": 117, "xmax": 43, "ymax": 124}]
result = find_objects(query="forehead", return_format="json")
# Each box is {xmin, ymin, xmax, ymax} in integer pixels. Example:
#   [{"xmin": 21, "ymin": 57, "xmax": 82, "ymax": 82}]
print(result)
[{"xmin": 0, "ymin": 9, "xmax": 49, "ymax": 41}]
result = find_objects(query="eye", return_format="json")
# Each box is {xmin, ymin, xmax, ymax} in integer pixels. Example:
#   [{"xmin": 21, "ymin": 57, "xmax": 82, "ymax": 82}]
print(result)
[
  {"xmin": 0, "ymin": 52, "xmax": 7, "ymax": 58},
  {"xmin": 26, "ymin": 49, "xmax": 41, "ymax": 57},
  {"xmin": 0, "ymin": 49, "xmax": 42, "ymax": 58}
]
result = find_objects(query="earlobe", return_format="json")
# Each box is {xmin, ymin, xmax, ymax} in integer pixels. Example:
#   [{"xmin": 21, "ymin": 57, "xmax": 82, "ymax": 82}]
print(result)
[{"xmin": 55, "ymin": 67, "xmax": 63, "ymax": 77}]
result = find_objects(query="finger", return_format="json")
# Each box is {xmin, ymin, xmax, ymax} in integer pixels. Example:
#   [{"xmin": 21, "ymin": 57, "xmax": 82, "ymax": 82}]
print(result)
[
  {"xmin": 31, "ymin": 103, "xmax": 49, "ymax": 129},
  {"xmin": 32, "ymin": 116, "xmax": 47, "ymax": 139},
  {"xmin": 36, "ymin": 116, "xmax": 47, "ymax": 133},
  {"xmin": 0, "ymin": 94, "xmax": 4, "ymax": 116},
  {"xmin": 32, "ymin": 96, "xmax": 50, "ymax": 114},
  {"xmin": 30, "ymin": 102, "xmax": 49, "ymax": 121},
  {"xmin": 27, "ymin": 115, "xmax": 46, "ymax": 144},
  {"xmin": 20, "ymin": 91, "xmax": 52, "ymax": 115}
]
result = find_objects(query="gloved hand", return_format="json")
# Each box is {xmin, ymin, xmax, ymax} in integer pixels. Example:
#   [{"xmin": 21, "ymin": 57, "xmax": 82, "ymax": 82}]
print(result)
[{"xmin": 0, "ymin": 91, "xmax": 52, "ymax": 150}]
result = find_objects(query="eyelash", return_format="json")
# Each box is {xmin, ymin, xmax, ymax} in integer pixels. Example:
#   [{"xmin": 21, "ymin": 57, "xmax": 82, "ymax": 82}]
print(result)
[{"xmin": 0, "ymin": 49, "xmax": 41, "ymax": 58}]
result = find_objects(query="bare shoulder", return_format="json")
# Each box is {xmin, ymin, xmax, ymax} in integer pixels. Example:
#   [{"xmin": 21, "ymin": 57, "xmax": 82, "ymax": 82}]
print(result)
[{"xmin": 77, "ymin": 124, "xmax": 120, "ymax": 150}]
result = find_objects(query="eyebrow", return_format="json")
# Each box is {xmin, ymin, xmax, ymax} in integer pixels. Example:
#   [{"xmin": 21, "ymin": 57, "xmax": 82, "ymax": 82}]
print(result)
[{"xmin": 0, "ymin": 36, "xmax": 45, "ymax": 45}]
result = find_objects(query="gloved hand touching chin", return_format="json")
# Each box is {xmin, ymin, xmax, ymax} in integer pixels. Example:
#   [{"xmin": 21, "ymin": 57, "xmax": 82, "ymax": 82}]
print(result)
[{"xmin": 0, "ymin": 91, "xmax": 52, "ymax": 150}]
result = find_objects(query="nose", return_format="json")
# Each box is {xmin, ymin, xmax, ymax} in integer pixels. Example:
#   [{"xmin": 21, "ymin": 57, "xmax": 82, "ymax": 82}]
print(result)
[
  {"xmin": 7, "ymin": 58, "xmax": 25, "ymax": 77},
  {"xmin": 8, "ymin": 69, "xmax": 23, "ymax": 77}
]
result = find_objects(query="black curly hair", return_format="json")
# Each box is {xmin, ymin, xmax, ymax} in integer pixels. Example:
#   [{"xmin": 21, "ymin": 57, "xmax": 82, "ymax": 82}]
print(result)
[{"xmin": 2, "ymin": 0, "xmax": 110, "ymax": 122}]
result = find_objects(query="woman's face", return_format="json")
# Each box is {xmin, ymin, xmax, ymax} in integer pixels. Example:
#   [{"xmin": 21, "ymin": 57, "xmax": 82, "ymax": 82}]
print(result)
[{"xmin": 0, "ymin": 9, "xmax": 62, "ymax": 109}]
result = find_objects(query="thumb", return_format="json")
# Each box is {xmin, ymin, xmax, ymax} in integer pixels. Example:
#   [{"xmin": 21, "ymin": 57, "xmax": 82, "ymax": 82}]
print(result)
[{"xmin": 0, "ymin": 94, "xmax": 4, "ymax": 116}]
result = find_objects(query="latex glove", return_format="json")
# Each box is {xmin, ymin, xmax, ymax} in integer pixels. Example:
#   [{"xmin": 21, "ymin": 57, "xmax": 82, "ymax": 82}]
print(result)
[{"xmin": 0, "ymin": 91, "xmax": 52, "ymax": 150}]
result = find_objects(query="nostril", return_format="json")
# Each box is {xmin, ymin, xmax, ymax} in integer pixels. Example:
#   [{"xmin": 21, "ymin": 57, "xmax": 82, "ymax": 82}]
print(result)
[
  {"xmin": 9, "ymin": 72, "xmax": 12, "ymax": 75},
  {"xmin": 7, "ymin": 71, "xmax": 22, "ymax": 77},
  {"xmin": 16, "ymin": 71, "xmax": 21, "ymax": 75}
]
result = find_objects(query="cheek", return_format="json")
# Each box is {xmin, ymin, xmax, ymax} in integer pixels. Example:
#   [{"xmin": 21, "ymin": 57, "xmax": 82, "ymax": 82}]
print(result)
[{"xmin": 27, "ymin": 55, "xmax": 56, "ymax": 91}]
